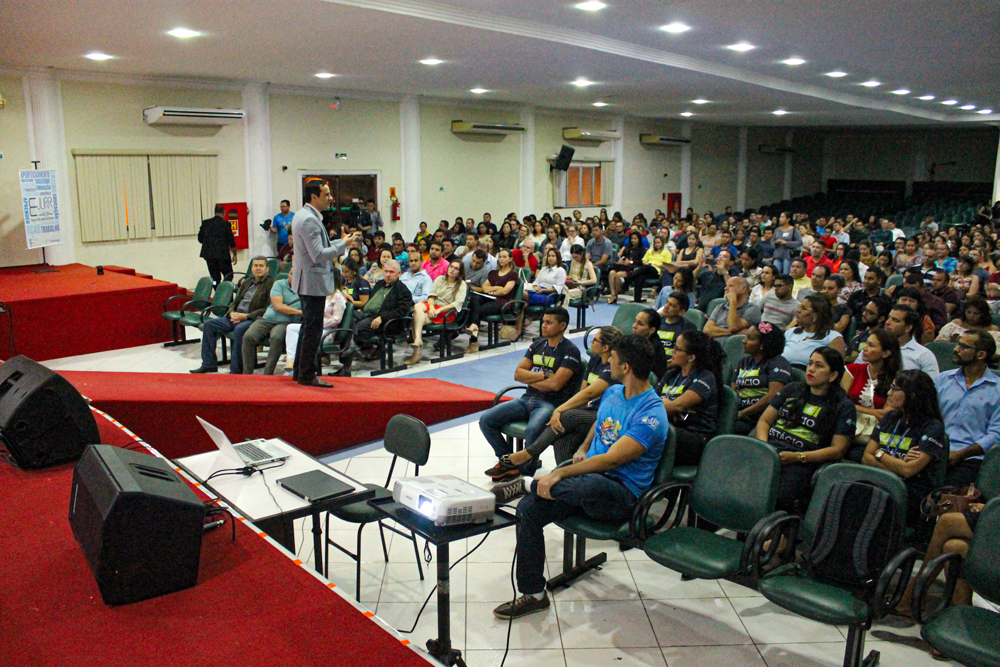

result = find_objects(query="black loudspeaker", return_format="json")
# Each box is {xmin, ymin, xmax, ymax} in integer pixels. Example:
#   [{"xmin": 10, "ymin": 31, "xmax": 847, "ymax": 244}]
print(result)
[
  {"xmin": 554, "ymin": 144, "xmax": 576, "ymax": 171},
  {"xmin": 69, "ymin": 445, "xmax": 206, "ymax": 605},
  {"xmin": 0, "ymin": 355, "xmax": 99, "ymax": 469}
]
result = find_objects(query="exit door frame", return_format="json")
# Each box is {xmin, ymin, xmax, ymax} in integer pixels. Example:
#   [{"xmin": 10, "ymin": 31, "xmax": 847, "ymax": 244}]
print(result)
[{"xmin": 295, "ymin": 169, "xmax": 382, "ymax": 221}]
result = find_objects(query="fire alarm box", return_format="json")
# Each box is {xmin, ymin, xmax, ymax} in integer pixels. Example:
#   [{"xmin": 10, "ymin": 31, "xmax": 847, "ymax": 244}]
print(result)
[{"xmin": 218, "ymin": 202, "xmax": 249, "ymax": 250}]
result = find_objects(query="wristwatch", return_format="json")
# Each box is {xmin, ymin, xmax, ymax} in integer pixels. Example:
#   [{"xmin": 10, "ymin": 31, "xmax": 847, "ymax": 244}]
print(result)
[
  {"xmin": 797, "ymin": 452, "xmax": 806, "ymax": 463},
  {"xmin": 875, "ymin": 449, "xmax": 885, "ymax": 461}
]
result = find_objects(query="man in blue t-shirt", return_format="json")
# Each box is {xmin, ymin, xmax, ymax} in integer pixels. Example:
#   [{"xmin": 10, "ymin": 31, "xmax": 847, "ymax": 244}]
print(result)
[
  {"xmin": 270, "ymin": 199, "xmax": 294, "ymax": 248},
  {"xmin": 492, "ymin": 334, "xmax": 668, "ymax": 621}
]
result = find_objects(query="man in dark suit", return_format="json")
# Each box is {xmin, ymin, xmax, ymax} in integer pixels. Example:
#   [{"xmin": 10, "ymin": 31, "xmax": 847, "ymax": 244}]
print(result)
[
  {"xmin": 198, "ymin": 204, "xmax": 237, "ymax": 287},
  {"xmin": 291, "ymin": 182, "xmax": 357, "ymax": 388}
]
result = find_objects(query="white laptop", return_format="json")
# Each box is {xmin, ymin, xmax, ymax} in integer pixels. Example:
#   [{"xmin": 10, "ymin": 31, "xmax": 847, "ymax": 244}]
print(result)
[{"xmin": 196, "ymin": 416, "xmax": 289, "ymax": 467}]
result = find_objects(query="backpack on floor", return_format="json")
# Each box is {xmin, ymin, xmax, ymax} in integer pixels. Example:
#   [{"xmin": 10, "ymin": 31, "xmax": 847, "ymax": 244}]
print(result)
[{"xmin": 803, "ymin": 481, "xmax": 901, "ymax": 591}]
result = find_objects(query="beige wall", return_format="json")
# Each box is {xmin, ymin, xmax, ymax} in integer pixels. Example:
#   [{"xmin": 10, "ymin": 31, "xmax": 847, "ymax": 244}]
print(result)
[
  {"xmin": 59, "ymin": 81, "xmax": 245, "ymax": 289},
  {"xmin": 622, "ymin": 118, "xmax": 682, "ymax": 219},
  {"xmin": 690, "ymin": 124, "xmax": 739, "ymax": 214},
  {"xmin": 0, "ymin": 76, "xmax": 41, "ymax": 267},
  {"xmin": 533, "ymin": 110, "xmax": 616, "ymax": 219}
]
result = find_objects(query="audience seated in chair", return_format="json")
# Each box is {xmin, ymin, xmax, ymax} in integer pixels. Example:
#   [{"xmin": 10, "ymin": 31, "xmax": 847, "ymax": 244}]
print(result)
[
  {"xmin": 467, "ymin": 249, "xmax": 519, "ymax": 352},
  {"xmin": 732, "ymin": 322, "xmax": 791, "ymax": 434},
  {"xmin": 405, "ymin": 260, "xmax": 467, "ymax": 366},
  {"xmin": 655, "ymin": 293, "xmax": 697, "ymax": 360},
  {"xmin": 703, "ymin": 276, "xmax": 762, "ymax": 340},
  {"xmin": 191, "ymin": 256, "xmax": 274, "ymax": 374},
  {"xmin": 399, "ymin": 250, "xmax": 434, "ymax": 304},
  {"xmin": 283, "ymin": 271, "xmax": 347, "ymax": 375},
  {"xmin": 241, "ymin": 266, "xmax": 303, "ymax": 375},
  {"xmin": 336, "ymin": 260, "xmax": 412, "ymax": 376},
  {"xmin": 657, "ymin": 330, "xmax": 724, "ymax": 467},
  {"xmin": 631, "ymin": 308, "xmax": 669, "ymax": 383},
  {"xmin": 886, "ymin": 303, "xmax": 939, "ymax": 376}
]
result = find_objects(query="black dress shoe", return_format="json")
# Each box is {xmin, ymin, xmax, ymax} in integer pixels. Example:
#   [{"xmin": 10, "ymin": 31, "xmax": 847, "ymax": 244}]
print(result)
[
  {"xmin": 298, "ymin": 378, "xmax": 333, "ymax": 388},
  {"xmin": 189, "ymin": 366, "xmax": 218, "ymax": 374}
]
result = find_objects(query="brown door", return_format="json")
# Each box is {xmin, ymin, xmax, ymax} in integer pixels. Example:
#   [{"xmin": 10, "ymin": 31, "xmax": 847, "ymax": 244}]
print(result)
[{"xmin": 300, "ymin": 173, "xmax": 378, "ymax": 231}]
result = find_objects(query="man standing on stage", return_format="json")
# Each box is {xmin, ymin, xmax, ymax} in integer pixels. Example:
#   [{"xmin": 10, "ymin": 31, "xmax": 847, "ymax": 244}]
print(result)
[
  {"xmin": 198, "ymin": 204, "xmax": 237, "ymax": 287},
  {"xmin": 291, "ymin": 182, "xmax": 356, "ymax": 388}
]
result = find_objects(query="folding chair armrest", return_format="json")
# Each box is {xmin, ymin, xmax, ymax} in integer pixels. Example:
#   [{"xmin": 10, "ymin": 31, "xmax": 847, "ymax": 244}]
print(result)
[
  {"xmin": 162, "ymin": 294, "xmax": 192, "ymax": 312},
  {"xmin": 493, "ymin": 384, "xmax": 528, "ymax": 406},
  {"xmin": 200, "ymin": 305, "xmax": 231, "ymax": 322},
  {"xmin": 911, "ymin": 551, "xmax": 963, "ymax": 624},
  {"xmin": 182, "ymin": 298, "xmax": 211, "ymax": 313},
  {"xmin": 872, "ymin": 547, "xmax": 920, "ymax": 620},
  {"xmin": 741, "ymin": 511, "xmax": 797, "ymax": 580},
  {"xmin": 501, "ymin": 299, "xmax": 526, "ymax": 321},
  {"xmin": 379, "ymin": 315, "xmax": 412, "ymax": 341},
  {"xmin": 631, "ymin": 482, "xmax": 690, "ymax": 541}
]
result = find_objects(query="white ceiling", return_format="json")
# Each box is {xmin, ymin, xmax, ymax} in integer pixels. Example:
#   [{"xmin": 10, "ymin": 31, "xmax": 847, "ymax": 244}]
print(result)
[{"xmin": 1, "ymin": 0, "xmax": 998, "ymax": 127}]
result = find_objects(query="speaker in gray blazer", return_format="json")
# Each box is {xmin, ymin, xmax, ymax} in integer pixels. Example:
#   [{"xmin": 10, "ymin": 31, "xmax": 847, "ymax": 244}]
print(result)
[{"xmin": 290, "ymin": 203, "xmax": 348, "ymax": 296}]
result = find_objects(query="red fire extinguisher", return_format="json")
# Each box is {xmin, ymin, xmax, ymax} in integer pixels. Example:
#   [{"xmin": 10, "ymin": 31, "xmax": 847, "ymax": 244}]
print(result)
[{"xmin": 391, "ymin": 198, "xmax": 401, "ymax": 221}]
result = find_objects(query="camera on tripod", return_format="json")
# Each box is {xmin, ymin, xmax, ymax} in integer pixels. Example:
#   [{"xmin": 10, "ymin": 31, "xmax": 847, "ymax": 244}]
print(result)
[{"xmin": 260, "ymin": 218, "xmax": 272, "ymax": 231}]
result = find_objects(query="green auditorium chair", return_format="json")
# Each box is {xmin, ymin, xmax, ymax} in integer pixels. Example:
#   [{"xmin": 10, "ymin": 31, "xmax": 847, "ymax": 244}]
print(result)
[
  {"xmin": 481, "ymin": 279, "xmax": 526, "ymax": 350},
  {"xmin": 584, "ymin": 302, "xmax": 645, "ymax": 352},
  {"xmin": 790, "ymin": 366, "xmax": 807, "ymax": 384},
  {"xmin": 274, "ymin": 272, "xmax": 288, "ymax": 282},
  {"xmin": 369, "ymin": 311, "xmax": 413, "ymax": 377},
  {"xmin": 324, "ymin": 414, "xmax": 430, "ymax": 601},
  {"xmin": 682, "ymin": 309, "xmax": 707, "ymax": 331},
  {"xmin": 421, "ymin": 291, "xmax": 472, "ymax": 364},
  {"xmin": 926, "ymin": 341, "xmax": 959, "ymax": 372},
  {"xmin": 266, "ymin": 258, "xmax": 280, "ymax": 277},
  {"xmin": 524, "ymin": 290, "xmax": 562, "ymax": 341},
  {"xmin": 721, "ymin": 335, "xmax": 746, "ymax": 384},
  {"xmin": 633, "ymin": 269, "xmax": 662, "ymax": 303},
  {"xmin": 885, "ymin": 274, "xmax": 904, "ymax": 290},
  {"xmin": 569, "ymin": 268, "xmax": 603, "ymax": 333},
  {"xmin": 186, "ymin": 280, "xmax": 235, "ymax": 358},
  {"xmin": 979, "ymin": 445, "xmax": 1000, "ymax": 501},
  {"xmin": 669, "ymin": 385, "xmax": 739, "ymax": 486},
  {"xmin": 161, "ymin": 276, "xmax": 212, "ymax": 347},
  {"xmin": 547, "ymin": 428, "xmax": 677, "ymax": 590},
  {"xmin": 317, "ymin": 301, "xmax": 355, "ymax": 376},
  {"xmin": 750, "ymin": 463, "xmax": 917, "ymax": 667},
  {"xmin": 706, "ymin": 297, "xmax": 727, "ymax": 318},
  {"xmin": 490, "ymin": 359, "xmax": 587, "ymax": 454},
  {"xmin": 637, "ymin": 436, "xmax": 781, "ymax": 581}
]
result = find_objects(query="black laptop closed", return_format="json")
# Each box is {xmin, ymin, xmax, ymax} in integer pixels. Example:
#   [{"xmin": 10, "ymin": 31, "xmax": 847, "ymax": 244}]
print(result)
[{"xmin": 277, "ymin": 469, "xmax": 354, "ymax": 503}]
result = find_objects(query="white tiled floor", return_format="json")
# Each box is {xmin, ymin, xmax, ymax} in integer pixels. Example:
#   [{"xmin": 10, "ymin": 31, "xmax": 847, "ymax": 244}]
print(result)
[{"xmin": 45, "ymin": 342, "xmax": 969, "ymax": 667}]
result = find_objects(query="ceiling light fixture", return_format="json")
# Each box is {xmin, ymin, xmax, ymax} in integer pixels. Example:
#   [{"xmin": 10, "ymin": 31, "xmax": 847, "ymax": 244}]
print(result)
[
  {"xmin": 782, "ymin": 58, "xmax": 806, "ymax": 66},
  {"xmin": 891, "ymin": 89, "xmax": 910, "ymax": 95},
  {"xmin": 592, "ymin": 102, "xmax": 608, "ymax": 107},
  {"xmin": 726, "ymin": 42, "xmax": 755, "ymax": 52},
  {"xmin": 660, "ymin": 22, "xmax": 691, "ymax": 34},
  {"xmin": 575, "ymin": 1, "xmax": 606, "ymax": 10},
  {"xmin": 692, "ymin": 99, "xmax": 709, "ymax": 104},
  {"xmin": 941, "ymin": 100, "xmax": 958, "ymax": 105},
  {"xmin": 825, "ymin": 71, "xmax": 848, "ymax": 78},
  {"xmin": 860, "ymin": 80, "xmax": 881, "ymax": 87},
  {"xmin": 469, "ymin": 88, "xmax": 489, "ymax": 94},
  {"xmin": 572, "ymin": 78, "xmax": 595, "ymax": 87},
  {"xmin": 680, "ymin": 111, "xmax": 693, "ymax": 117},
  {"xmin": 977, "ymin": 109, "xmax": 993, "ymax": 114},
  {"xmin": 772, "ymin": 109, "xmax": 789, "ymax": 116},
  {"xmin": 85, "ymin": 52, "xmax": 114, "ymax": 61},
  {"xmin": 960, "ymin": 104, "xmax": 976, "ymax": 110},
  {"xmin": 314, "ymin": 72, "xmax": 335, "ymax": 79},
  {"xmin": 167, "ymin": 28, "xmax": 201, "ymax": 39},
  {"xmin": 419, "ymin": 58, "xmax": 443, "ymax": 65},
  {"xmin": 918, "ymin": 95, "xmax": 935, "ymax": 100}
]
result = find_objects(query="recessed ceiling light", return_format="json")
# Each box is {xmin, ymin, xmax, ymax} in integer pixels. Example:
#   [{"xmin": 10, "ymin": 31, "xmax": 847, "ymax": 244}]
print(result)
[
  {"xmin": 680, "ymin": 112, "xmax": 694, "ymax": 117},
  {"xmin": 860, "ymin": 80, "xmax": 881, "ymax": 87},
  {"xmin": 660, "ymin": 22, "xmax": 691, "ymax": 34},
  {"xmin": 167, "ymin": 28, "xmax": 201, "ymax": 39},
  {"xmin": 592, "ymin": 102, "xmax": 608, "ymax": 107},
  {"xmin": 575, "ymin": 1, "xmax": 606, "ymax": 10},
  {"xmin": 772, "ymin": 109, "xmax": 789, "ymax": 116},
  {"xmin": 692, "ymin": 99, "xmax": 709, "ymax": 104},
  {"xmin": 419, "ymin": 58, "xmax": 443, "ymax": 65},
  {"xmin": 960, "ymin": 104, "xmax": 976, "ymax": 110},
  {"xmin": 726, "ymin": 42, "xmax": 755, "ymax": 52},
  {"xmin": 942, "ymin": 100, "xmax": 958, "ymax": 105},
  {"xmin": 918, "ymin": 95, "xmax": 935, "ymax": 100},
  {"xmin": 782, "ymin": 58, "xmax": 806, "ymax": 66},
  {"xmin": 572, "ymin": 78, "xmax": 595, "ymax": 87},
  {"xmin": 85, "ymin": 52, "xmax": 114, "ymax": 61},
  {"xmin": 314, "ymin": 72, "xmax": 335, "ymax": 79},
  {"xmin": 470, "ymin": 88, "xmax": 489, "ymax": 94},
  {"xmin": 891, "ymin": 89, "xmax": 910, "ymax": 95},
  {"xmin": 978, "ymin": 109, "xmax": 993, "ymax": 114},
  {"xmin": 825, "ymin": 71, "xmax": 848, "ymax": 78}
]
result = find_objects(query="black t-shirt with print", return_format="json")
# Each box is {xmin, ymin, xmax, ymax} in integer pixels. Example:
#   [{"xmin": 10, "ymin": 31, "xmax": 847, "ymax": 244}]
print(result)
[
  {"xmin": 870, "ymin": 413, "xmax": 947, "ymax": 500},
  {"xmin": 523, "ymin": 337, "xmax": 583, "ymax": 406},
  {"xmin": 656, "ymin": 368, "xmax": 718, "ymax": 437},
  {"xmin": 767, "ymin": 382, "xmax": 857, "ymax": 453},
  {"xmin": 584, "ymin": 354, "xmax": 619, "ymax": 409},
  {"xmin": 657, "ymin": 317, "xmax": 697, "ymax": 359},
  {"xmin": 345, "ymin": 276, "xmax": 371, "ymax": 301},
  {"xmin": 734, "ymin": 355, "xmax": 793, "ymax": 410}
]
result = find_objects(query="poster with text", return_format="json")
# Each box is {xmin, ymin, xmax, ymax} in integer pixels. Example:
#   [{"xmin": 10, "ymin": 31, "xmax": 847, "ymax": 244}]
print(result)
[{"xmin": 20, "ymin": 169, "xmax": 63, "ymax": 250}]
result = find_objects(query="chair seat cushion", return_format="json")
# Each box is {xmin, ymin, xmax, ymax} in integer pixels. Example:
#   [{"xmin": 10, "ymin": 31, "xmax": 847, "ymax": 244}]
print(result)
[
  {"xmin": 179, "ymin": 314, "xmax": 204, "ymax": 328},
  {"xmin": 643, "ymin": 526, "xmax": 744, "ymax": 579},
  {"xmin": 557, "ymin": 515, "xmax": 632, "ymax": 541},
  {"xmin": 922, "ymin": 606, "xmax": 1000, "ymax": 667},
  {"xmin": 329, "ymin": 484, "xmax": 391, "ymax": 523},
  {"xmin": 162, "ymin": 312, "xmax": 184, "ymax": 322},
  {"xmin": 758, "ymin": 564, "xmax": 871, "ymax": 625},
  {"xmin": 500, "ymin": 422, "xmax": 527, "ymax": 440},
  {"xmin": 671, "ymin": 466, "xmax": 698, "ymax": 484}
]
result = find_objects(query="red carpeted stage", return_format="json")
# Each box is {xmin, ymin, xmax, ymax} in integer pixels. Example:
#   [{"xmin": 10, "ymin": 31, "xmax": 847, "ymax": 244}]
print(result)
[
  {"xmin": 0, "ymin": 263, "xmax": 178, "ymax": 361},
  {"xmin": 0, "ymin": 410, "xmax": 432, "ymax": 667},
  {"xmin": 61, "ymin": 371, "xmax": 497, "ymax": 459}
]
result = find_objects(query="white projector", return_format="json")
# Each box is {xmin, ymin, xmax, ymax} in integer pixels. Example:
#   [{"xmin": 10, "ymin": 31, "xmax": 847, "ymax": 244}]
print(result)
[{"xmin": 392, "ymin": 475, "xmax": 495, "ymax": 526}]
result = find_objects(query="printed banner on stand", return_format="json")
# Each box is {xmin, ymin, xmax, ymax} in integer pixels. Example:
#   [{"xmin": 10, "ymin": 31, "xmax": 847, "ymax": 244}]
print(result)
[{"xmin": 19, "ymin": 169, "xmax": 63, "ymax": 250}]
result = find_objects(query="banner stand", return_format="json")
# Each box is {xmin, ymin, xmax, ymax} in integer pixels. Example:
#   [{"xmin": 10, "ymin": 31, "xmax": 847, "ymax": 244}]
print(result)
[{"xmin": 34, "ymin": 248, "xmax": 57, "ymax": 274}]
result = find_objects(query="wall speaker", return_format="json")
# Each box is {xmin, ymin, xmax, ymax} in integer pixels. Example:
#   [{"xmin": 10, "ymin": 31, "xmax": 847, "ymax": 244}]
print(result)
[
  {"xmin": 69, "ymin": 445, "xmax": 206, "ymax": 605},
  {"xmin": 553, "ymin": 144, "xmax": 575, "ymax": 171},
  {"xmin": 0, "ymin": 355, "xmax": 99, "ymax": 469}
]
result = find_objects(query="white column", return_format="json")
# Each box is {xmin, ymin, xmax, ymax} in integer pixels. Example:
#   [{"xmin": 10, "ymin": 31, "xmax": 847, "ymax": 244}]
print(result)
[
  {"xmin": 242, "ymin": 83, "xmax": 273, "ymax": 257},
  {"xmin": 611, "ymin": 114, "xmax": 625, "ymax": 213},
  {"xmin": 783, "ymin": 130, "xmax": 794, "ymax": 201},
  {"xmin": 992, "ymin": 132, "xmax": 1000, "ymax": 205},
  {"xmin": 519, "ymin": 106, "xmax": 535, "ymax": 217},
  {"xmin": 22, "ymin": 71, "xmax": 76, "ymax": 265},
  {"xmin": 821, "ymin": 136, "xmax": 836, "ymax": 192},
  {"xmin": 680, "ymin": 122, "xmax": 692, "ymax": 212},
  {"xmin": 400, "ymin": 96, "xmax": 422, "ymax": 237},
  {"xmin": 736, "ymin": 126, "xmax": 748, "ymax": 211}
]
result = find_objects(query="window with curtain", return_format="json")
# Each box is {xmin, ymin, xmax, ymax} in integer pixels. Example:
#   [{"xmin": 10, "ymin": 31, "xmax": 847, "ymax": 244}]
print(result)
[
  {"xmin": 73, "ymin": 151, "xmax": 218, "ymax": 243},
  {"xmin": 553, "ymin": 161, "xmax": 612, "ymax": 208}
]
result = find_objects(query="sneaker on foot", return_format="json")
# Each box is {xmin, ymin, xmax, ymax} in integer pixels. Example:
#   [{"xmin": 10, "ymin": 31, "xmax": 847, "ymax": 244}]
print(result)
[
  {"xmin": 467, "ymin": 340, "xmax": 479, "ymax": 354},
  {"xmin": 493, "ymin": 593, "xmax": 550, "ymax": 620},
  {"xmin": 491, "ymin": 477, "xmax": 526, "ymax": 504},
  {"xmin": 484, "ymin": 459, "xmax": 521, "ymax": 480}
]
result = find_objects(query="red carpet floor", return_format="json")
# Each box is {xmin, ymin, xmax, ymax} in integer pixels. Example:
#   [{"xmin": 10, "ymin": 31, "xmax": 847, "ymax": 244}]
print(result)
[
  {"xmin": 61, "ymin": 371, "xmax": 497, "ymax": 459},
  {"xmin": 0, "ymin": 263, "xmax": 178, "ymax": 361},
  {"xmin": 0, "ymin": 411, "xmax": 431, "ymax": 667}
]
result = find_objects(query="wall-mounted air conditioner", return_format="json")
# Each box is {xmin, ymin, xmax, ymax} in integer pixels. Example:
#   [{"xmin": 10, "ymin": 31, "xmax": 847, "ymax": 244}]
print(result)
[
  {"xmin": 451, "ymin": 120, "xmax": 525, "ymax": 136},
  {"xmin": 562, "ymin": 128, "xmax": 622, "ymax": 143},
  {"xmin": 639, "ymin": 134, "xmax": 691, "ymax": 147},
  {"xmin": 143, "ymin": 106, "xmax": 245, "ymax": 126}
]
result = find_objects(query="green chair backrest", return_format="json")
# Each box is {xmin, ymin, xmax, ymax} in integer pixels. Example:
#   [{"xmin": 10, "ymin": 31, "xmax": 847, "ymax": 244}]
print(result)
[
  {"xmin": 716, "ymin": 385, "xmax": 739, "ymax": 436},
  {"xmin": 706, "ymin": 297, "xmax": 726, "ymax": 317},
  {"xmin": 965, "ymin": 498, "xmax": 1000, "ymax": 605},
  {"xmin": 513, "ymin": 279, "xmax": 525, "ymax": 302},
  {"xmin": 266, "ymin": 258, "xmax": 280, "ymax": 277},
  {"xmin": 682, "ymin": 309, "xmax": 707, "ymax": 331},
  {"xmin": 721, "ymin": 336, "xmax": 746, "ymax": 383},
  {"xmin": 212, "ymin": 281, "xmax": 235, "ymax": 308},
  {"xmin": 992, "ymin": 311, "xmax": 1000, "ymax": 328},
  {"xmin": 275, "ymin": 272, "xmax": 289, "ymax": 282},
  {"xmin": 190, "ymin": 276, "xmax": 214, "ymax": 303},
  {"xmin": 790, "ymin": 367, "xmax": 807, "ymax": 384},
  {"xmin": 802, "ymin": 463, "xmax": 907, "ymax": 544},
  {"xmin": 926, "ymin": 341, "xmax": 959, "ymax": 372},
  {"xmin": 335, "ymin": 301, "xmax": 356, "ymax": 346},
  {"xmin": 384, "ymin": 414, "xmax": 431, "ymax": 466},
  {"xmin": 978, "ymin": 446, "xmax": 1000, "ymax": 502},
  {"xmin": 690, "ymin": 436, "xmax": 780, "ymax": 532},
  {"xmin": 611, "ymin": 303, "xmax": 646, "ymax": 332},
  {"xmin": 653, "ymin": 427, "xmax": 678, "ymax": 486},
  {"xmin": 886, "ymin": 274, "xmax": 904, "ymax": 289},
  {"xmin": 518, "ymin": 267, "xmax": 532, "ymax": 283}
]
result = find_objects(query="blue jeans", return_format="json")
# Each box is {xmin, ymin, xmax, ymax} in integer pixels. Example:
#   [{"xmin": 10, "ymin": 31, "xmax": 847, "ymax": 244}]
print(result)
[
  {"xmin": 479, "ymin": 394, "xmax": 555, "ymax": 475},
  {"xmin": 515, "ymin": 474, "xmax": 636, "ymax": 594},
  {"xmin": 772, "ymin": 258, "xmax": 791, "ymax": 274},
  {"xmin": 201, "ymin": 316, "xmax": 252, "ymax": 373}
]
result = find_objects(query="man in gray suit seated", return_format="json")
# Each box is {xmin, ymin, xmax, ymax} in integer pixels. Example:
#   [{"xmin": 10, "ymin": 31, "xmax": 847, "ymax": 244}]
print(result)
[{"xmin": 291, "ymin": 181, "xmax": 357, "ymax": 387}]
